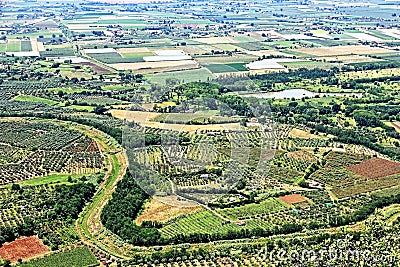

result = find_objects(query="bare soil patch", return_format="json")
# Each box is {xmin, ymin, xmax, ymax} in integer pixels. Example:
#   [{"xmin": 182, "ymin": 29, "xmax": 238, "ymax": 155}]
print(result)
[
  {"xmin": 346, "ymin": 158, "xmax": 400, "ymax": 180},
  {"xmin": 136, "ymin": 198, "xmax": 203, "ymax": 225},
  {"xmin": 80, "ymin": 62, "xmax": 113, "ymax": 74},
  {"xmin": 279, "ymin": 194, "xmax": 308, "ymax": 206},
  {"xmin": 0, "ymin": 236, "xmax": 49, "ymax": 263}
]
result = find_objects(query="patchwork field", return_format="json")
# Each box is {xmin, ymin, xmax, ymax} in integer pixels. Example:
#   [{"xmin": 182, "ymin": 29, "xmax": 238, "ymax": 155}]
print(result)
[{"xmin": 1, "ymin": 0, "xmax": 400, "ymax": 265}]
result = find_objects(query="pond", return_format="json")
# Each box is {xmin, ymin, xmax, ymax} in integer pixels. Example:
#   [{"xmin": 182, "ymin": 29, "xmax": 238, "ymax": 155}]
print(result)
[{"xmin": 241, "ymin": 89, "xmax": 361, "ymax": 99}]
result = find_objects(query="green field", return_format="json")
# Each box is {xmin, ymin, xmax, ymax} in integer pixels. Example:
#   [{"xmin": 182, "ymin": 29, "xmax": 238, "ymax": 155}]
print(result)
[
  {"xmin": 18, "ymin": 247, "xmax": 98, "ymax": 267},
  {"xmin": 6, "ymin": 40, "xmax": 21, "ymax": 52},
  {"xmin": 17, "ymin": 173, "xmax": 100, "ymax": 186},
  {"xmin": 119, "ymin": 51, "xmax": 154, "ymax": 62},
  {"xmin": 147, "ymin": 68, "xmax": 214, "ymax": 84},
  {"xmin": 40, "ymin": 47, "xmax": 75, "ymax": 57},
  {"xmin": 87, "ymin": 52, "xmax": 140, "ymax": 64},
  {"xmin": 0, "ymin": 43, "xmax": 7, "ymax": 52},
  {"xmin": 206, "ymin": 63, "xmax": 247, "ymax": 73},
  {"xmin": 64, "ymin": 105, "xmax": 96, "ymax": 112},
  {"xmin": 160, "ymin": 210, "xmax": 239, "ymax": 238},
  {"xmin": 21, "ymin": 40, "xmax": 32, "ymax": 51},
  {"xmin": 217, "ymin": 198, "xmax": 290, "ymax": 220},
  {"xmin": 14, "ymin": 95, "xmax": 59, "ymax": 106}
]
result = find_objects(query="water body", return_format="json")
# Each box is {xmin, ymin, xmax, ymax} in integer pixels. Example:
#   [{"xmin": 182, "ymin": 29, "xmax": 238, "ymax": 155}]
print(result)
[{"xmin": 241, "ymin": 89, "xmax": 362, "ymax": 99}]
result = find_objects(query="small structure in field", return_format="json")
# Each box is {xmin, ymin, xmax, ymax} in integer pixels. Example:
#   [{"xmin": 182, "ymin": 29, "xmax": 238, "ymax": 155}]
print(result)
[{"xmin": 237, "ymin": 220, "xmax": 246, "ymax": 226}]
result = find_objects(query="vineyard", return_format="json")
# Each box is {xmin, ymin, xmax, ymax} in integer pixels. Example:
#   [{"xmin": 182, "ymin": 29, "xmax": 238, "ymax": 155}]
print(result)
[
  {"xmin": 18, "ymin": 246, "xmax": 98, "ymax": 267},
  {"xmin": 157, "ymin": 192, "xmax": 376, "ymax": 243},
  {"xmin": 120, "ymin": 215, "xmax": 400, "ymax": 267}
]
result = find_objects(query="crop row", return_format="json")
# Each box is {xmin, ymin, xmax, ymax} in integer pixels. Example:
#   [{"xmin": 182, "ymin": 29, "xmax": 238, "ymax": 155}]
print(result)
[
  {"xmin": 0, "ymin": 121, "xmax": 83, "ymax": 151},
  {"xmin": 0, "ymin": 151, "xmax": 104, "ymax": 184}
]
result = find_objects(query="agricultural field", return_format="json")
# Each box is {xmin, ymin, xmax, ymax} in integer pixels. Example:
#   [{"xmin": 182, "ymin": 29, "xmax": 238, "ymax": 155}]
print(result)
[
  {"xmin": 205, "ymin": 63, "xmax": 247, "ymax": 73},
  {"xmin": 0, "ymin": 120, "xmax": 104, "ymax": 185},
  {"xmin": 310, "ymin": 152, "xmax": 400, "ymax": 199},
  {"xmin": 18, "ymin": 246, "xmax": 98, "ymax": 267},
  {"xmin": 0, "ymin": 236, "xmax": 49, "ymax": 263},
  {"xmin": 0, "ymin": 0, "xmax": 400, "ymax": 266},
  {"xmin": 13, "ymin": 95, "xmax": 58, "ymax": 106},
  {"xmin": 216, "ymin": 198, "xmax": 290, "ymax": 220},
  {"xmin": 147, "ymin": 68, "xmax": 214, "ymax": 84},
  {"xmin": 294, "ymin": 45, "xmax": 394, "ymax": 57}
]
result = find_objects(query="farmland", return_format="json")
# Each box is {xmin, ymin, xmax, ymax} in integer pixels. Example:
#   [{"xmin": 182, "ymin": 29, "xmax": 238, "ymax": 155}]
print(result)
[
  {"xmin": 0, "ymin": 0, "xmax": 399, "ymax": 266},
  {"xmin": 0, "ymin": 236, "xmax": 49, "ymax": 263},
  {"xmin": 18, "ymin": 247, "xmax": 97, "ymax": 267},
  {"xmin": 346, "ymin": 158, "xmax": 400, "ymax": 179}
]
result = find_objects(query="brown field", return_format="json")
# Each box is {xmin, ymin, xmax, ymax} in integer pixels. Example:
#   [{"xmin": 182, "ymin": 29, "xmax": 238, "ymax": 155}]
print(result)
[
  {"xmin": 136, "ymin": 198, "xmax": 203, "ymax": 225},
  {"xmin": 111, "ymin": 110, "xmax": 161, "ymax": 124},
  {"xmin": 80, "ymin": 62, "xmax": 113, "ymax": 74},
  {"xmin": 391, "ymin": 122, "xmax": 400, "ymax": 132},
  {"xmin": 30, "ymin": 39, "xmax": 40, "ymax": 52},
  {"xmin": 109, "ymin": 60, "xmax": 199, "ymax": 73},
  {"xmin": 318, "ymin": 55, "xmax": 383, "ymax": 64},
  {"xmin": 0, "ymin": 236, "xmax": 49, "ymax": 263},
  {"xmin": 279, "ymin": 194, "xmax": 308, "ymax": 206},
  {"xmin": 295, "ymin": 45, "xmax": 393, "ymax": 56},
  {"xmin": 337, "ymin": 68, "xmax": 400, "ymax": 80},
  {"xmin": 346, "ymin": 158, "xmax": 400, "ymax": 180},
  {"xmin": 112, "ymin": 110, "xmax": 242, "ymax": 132},
  {"xmin": 286, "ymin": 150, "xmax": 318, "ymax": 162},
  {"xmin": 289, "ymin": 128, "xmax": 325, "ymax": 139}
]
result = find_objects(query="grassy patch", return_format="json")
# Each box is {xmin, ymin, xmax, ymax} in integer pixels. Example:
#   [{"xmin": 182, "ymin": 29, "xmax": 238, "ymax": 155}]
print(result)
[
  {"xmin": 21, "ymin": 40, "xmax": 32, "ymax": 51},
  {"xmin": 64, "ymin": 105, "xmax": 95, "ymax": 112},
  {"xmin": 19, "ymin": 174, "xmax": 83, "ymax": 186},
  {"xmin": 6, "ymin": 40, "xmax": 21, "ymax": 52},
  {"xmin": 147, "ymin": 68, "xmax": 214, "ymax": 84},
  {"xmin": 217, "ymin": 198, "xmax": 290, "ymax": 220},
  {"xmin": 87, "ymin": 52, "xmax": 140, "ymax": 64},
  {"xmin": 206, "ymin": 63, "xmax": 242, "ymax": 73},
  {"xmin": 14, "ymin": 95, "xmax": 59, "ymax": 106}
]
